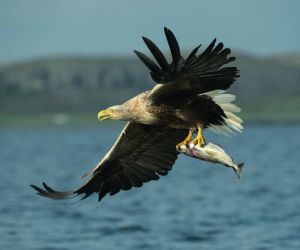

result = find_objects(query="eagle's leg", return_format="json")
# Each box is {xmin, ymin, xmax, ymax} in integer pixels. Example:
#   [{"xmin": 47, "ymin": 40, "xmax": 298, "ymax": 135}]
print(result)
[
  {"xmin": 192, "ymin": 126, "xmax": 205, "ymax": 147},
  {"xmin": 176, "ymin": 129, "xmax": 194, "ymax": 150}
]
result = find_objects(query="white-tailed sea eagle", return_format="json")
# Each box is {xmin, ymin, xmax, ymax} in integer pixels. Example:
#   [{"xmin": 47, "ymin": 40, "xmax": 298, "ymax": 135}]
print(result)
[{"xmin": 31, "ymin": 27, "xmax": 242, "ymax": 202}]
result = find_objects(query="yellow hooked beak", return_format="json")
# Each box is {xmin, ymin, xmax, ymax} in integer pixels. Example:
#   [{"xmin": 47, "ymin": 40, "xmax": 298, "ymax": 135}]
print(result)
[{"xmin": 97, "ymin": 109, "xmax": 112, "ymax": 121}]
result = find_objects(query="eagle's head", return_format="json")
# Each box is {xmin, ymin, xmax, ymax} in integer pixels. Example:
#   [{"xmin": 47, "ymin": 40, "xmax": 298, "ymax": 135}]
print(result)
[{"xmin": 98, "ymin": 105, "xmax": 130, "ymax": 121}]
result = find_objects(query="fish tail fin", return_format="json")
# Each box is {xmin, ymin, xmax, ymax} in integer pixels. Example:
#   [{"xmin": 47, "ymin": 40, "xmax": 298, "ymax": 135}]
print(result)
[{"xmin": 233, "ymin": 162, "xmax": 244, "ymax": 179}]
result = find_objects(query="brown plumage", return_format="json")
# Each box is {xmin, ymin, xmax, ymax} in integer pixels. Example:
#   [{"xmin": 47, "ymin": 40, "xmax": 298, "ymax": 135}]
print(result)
[{"xmin": 31, "ymin": 27, "xmax": 242, "ymax": 202}]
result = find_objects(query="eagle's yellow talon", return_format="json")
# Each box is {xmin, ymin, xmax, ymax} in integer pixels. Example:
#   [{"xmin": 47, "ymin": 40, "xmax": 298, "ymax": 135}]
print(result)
[
  {"xmin": 176, "ymin": 130, "xmax": 193, "ymax": 150},
  {"xmin": 176, "ymin": 143, "xmax": 183, "ymax": 150},
  {"xmin": 192, "ymin": 128, "xmax": 205, "ymax": 147}
]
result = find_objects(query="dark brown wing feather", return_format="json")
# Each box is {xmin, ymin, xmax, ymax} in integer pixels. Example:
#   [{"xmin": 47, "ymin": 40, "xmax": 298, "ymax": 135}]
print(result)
[
  {"xmin": 31, "ymin": 122, "xmax": 187, "ymax": 202},
  {"xmin": 134, "ymin": 27, "xmax": 239, "ymax": 105},
  {"xmin": 175, "ymin": 95, "xmax": 227, "ymax": 127}
]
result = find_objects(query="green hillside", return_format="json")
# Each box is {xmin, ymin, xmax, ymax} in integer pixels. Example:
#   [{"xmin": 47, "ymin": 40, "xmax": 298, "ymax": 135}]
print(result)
[
  {"xmin": 0, "ymin": 53, "xmax": 300, "ymax": 126},
  {"xmin": 266, "ymin": 54, "xmax": 300, "ymax": 67}
]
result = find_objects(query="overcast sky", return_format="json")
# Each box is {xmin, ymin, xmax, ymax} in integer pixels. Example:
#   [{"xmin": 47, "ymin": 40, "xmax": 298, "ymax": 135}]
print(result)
[{"xmin": 0, "ymin": 0, "xmax": 299, "ymax": 63}]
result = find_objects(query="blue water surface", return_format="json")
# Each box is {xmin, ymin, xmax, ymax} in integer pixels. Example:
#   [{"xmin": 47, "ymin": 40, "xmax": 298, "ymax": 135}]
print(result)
[{"xmin": 0, "ymin": 124, "xmax": 300, "ymax": 250}]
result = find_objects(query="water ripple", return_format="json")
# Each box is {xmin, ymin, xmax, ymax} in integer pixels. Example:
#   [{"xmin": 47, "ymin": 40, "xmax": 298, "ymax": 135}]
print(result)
[{"xmin": 1, "ymin": 125, "xmax": 300, "ymax": 250}]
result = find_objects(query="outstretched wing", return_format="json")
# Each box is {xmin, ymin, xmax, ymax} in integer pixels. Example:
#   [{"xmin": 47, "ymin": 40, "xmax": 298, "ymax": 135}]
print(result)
[
  {"xmin": 31, "ymin": 122, "xmax": 187, "ymax": 202},
  {"xmin": 134, "ymin": 27, "xmax": 239, "ymax": 105}
]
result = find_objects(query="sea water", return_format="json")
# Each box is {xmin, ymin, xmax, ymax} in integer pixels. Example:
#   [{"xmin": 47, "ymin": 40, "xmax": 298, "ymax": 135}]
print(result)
[{"xmin": 0, "ymin": 124, "xmax": 300, "ymax": 250}]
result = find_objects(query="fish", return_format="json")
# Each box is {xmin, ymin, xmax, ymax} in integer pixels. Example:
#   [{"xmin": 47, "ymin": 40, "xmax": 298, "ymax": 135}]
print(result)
[{"xmin": 177, "ymin": 142, "xmax": 244, "ymax": 179}]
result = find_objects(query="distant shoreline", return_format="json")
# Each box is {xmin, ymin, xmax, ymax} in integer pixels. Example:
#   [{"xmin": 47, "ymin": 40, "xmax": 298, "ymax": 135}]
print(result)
[
  {"xmin": 1, "ymin": 54, "xmax": 300, "ymax": 127},
  {"xmin": 1, "ymin": 113, "xmax": 299, "ymax": 128}
]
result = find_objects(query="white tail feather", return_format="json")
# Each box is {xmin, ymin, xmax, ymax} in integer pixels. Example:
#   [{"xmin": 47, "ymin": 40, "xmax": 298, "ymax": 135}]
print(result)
[
  {"xmin": 210, "ymin": 125, "xmax": 231, "ymax": 137},
  {"xmin": 201, "ymin": 90, "xmax": 226, "ymax": 98},
  {"xmin": 225, "ymin": 111, "xmax": 243, "ymax": 124},
  {"xmin": 226, "ymin": 119, "xmax": 243, "ymax": 132},
  {"xmin": 213, "ymin": 94, "xmax": 236, "ymax": 104},
  {"xmin": 206, "ymin": 90, "xmax": 243, "ymax": 136},
  {"xmin": 221, "ymin": 124, "xmax": 236, "ymax": 135},
  {"xmin": 220, "ymin": 103, "xmax": 241, "ymax": 113}
]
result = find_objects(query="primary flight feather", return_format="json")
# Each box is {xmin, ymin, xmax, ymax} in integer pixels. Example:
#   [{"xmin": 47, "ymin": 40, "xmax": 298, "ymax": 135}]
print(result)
[{"xmin": 31, "ymin": 27, "xmax": 242, "ymax": 202}]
